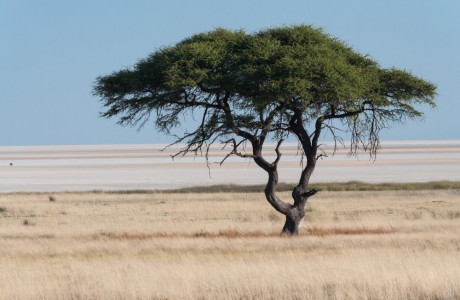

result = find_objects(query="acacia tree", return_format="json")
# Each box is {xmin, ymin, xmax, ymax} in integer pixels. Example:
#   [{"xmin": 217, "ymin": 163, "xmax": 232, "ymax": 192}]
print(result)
[{"xmin": 94, "ymin": 25, "xmax": 436, "ymax": 235}]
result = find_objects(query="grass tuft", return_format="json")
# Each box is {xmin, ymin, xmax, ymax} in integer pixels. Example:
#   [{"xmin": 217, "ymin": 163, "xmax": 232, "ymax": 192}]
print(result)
[{"xmin": 22, "ymin": 219, "xmax": 34, "ymax": 226}]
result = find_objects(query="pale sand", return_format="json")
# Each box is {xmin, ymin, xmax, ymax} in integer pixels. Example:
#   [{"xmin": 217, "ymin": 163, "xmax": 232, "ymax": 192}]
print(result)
[{"xmin": 1, "ymin": 140, "xmax": 459, "ymax": 192}]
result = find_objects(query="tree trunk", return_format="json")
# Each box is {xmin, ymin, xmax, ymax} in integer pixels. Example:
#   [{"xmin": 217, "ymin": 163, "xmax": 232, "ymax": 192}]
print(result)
[
  {"xmin": 252, "ymin": 140, "xmax": 317, "ymax": 236},
  {"xmin": 259, "ymin": 165, "xmax": 317, "ymax": 235},
  {"xmin": 280, "ymin": 185, "xmax": 315, "ymax": 235},
  {"xmin": 281, "ymin": 207, "xmax": 305, "ymax": 235}
]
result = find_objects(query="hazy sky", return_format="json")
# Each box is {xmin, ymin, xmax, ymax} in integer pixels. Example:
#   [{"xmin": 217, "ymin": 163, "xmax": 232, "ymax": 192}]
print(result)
[{"xmin": 1, "ymin": 0, "xmax": 459, "ymax": 146}]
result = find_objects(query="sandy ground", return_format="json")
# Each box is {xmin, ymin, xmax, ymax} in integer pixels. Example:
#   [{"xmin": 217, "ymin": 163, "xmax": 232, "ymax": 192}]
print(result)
[{"xmin": 1, "ymin": 140, "xmax": 459, "ymax": 192}]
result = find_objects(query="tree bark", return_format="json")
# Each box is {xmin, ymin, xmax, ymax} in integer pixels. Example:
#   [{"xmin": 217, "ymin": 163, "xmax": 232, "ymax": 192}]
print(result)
[
  {"xmin": 280, "ymin": 185, "xmax": 317, "ymax": 235},
  {"xmin": 281, "ymin": 207, "xmax": 305, "ymax": 235},
  {"xmin": 263, "ymin": 171, "xmax": 291, "ymax": 215}
]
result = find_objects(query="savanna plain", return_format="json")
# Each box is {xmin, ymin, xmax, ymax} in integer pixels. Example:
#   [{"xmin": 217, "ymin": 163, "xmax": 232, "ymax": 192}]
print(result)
[{"xmin": 1, "ymin": 187, "xmax": 460, "ymax": 299}]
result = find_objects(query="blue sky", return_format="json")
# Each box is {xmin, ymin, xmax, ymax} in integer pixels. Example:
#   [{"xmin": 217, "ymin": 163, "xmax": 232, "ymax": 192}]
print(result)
[{"xmin": 1, "ymin": 0, "xmax": 459, "ymax": 146}]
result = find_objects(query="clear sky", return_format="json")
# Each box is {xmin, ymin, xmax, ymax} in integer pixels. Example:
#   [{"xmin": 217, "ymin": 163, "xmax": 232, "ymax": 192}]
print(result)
[{"xmin": 1, "ymin": 0, "xmax": 459, "ymax": 146}]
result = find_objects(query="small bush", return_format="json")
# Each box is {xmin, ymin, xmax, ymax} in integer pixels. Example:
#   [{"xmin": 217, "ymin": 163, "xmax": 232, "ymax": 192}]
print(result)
[
  {"xmin": 48, "ymin": 195, "xmax": 56, "ymax": 202},
  {"xmin": 0, "ymin": 207, "xmax": 7, "ymax": 213}
]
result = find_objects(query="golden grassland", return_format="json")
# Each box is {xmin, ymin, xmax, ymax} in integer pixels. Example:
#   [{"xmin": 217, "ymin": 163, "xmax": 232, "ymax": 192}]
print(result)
[{"xmin": 1, "ymin": 189, "xmax": 460, "ymax": 299}]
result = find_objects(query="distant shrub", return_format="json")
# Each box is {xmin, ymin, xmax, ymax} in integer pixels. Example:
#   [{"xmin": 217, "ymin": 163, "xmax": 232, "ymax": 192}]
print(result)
[{"xmin": 49, "ymin": 195, "xmax": 56, "ymax": 202}]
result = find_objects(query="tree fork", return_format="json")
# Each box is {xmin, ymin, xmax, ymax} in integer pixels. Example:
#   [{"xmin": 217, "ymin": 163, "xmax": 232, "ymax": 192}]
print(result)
[{"xmin": 280, "ymin": 185, "xmax": 318, "ymax": 235}]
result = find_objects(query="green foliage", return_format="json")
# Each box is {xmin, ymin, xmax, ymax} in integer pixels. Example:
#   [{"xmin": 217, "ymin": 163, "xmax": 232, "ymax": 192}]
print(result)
[{"xmin": 94, "ymin": 25, "xmax": 436, "ymax": 158}]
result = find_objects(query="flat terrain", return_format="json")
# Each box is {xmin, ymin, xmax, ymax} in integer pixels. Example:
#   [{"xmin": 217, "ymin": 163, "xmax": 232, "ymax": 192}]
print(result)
[
  {"xmin": 1, "ymin": 189, "xmax": 460, "ymax": 299},
  {"xmin": 1, "ymin": 140, "xmax": 460, "ymax": 192}
]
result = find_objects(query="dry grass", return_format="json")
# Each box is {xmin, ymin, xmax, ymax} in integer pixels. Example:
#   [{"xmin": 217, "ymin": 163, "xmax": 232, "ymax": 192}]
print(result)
[{"xmin": 0, "ymin": 189, "xmax": 460, "ymax": 299}]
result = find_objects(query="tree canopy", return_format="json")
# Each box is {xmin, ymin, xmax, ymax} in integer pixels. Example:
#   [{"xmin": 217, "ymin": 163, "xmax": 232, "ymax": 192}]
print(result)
[{"xmin": 94, "ymin": 25, "xmax": 436, "ymax": 234}]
